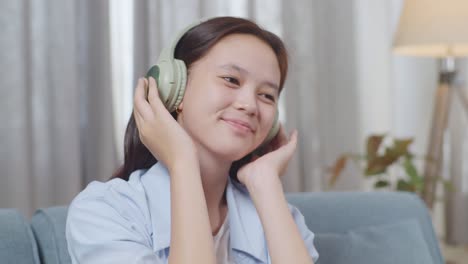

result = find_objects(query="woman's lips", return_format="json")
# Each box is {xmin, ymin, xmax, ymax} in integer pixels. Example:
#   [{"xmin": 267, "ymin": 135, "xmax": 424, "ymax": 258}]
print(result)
[{"xmin": 222, "ymin": 118, "xmax": 254, "ymax": 135}]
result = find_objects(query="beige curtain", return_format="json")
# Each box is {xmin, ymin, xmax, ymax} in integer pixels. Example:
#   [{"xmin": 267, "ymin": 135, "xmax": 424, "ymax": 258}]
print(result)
[
  {"xmin": 282, "ymin": 0, "xmax": 363, "ymax": 192},
  {"xmin": 0, "ymin": 0, "xmax": 117, "ymax": 217}
]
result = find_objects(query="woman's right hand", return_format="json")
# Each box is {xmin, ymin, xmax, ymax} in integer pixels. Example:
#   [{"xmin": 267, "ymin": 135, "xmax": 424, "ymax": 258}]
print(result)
[{"xmin": 133, "ymin": 77, "xmax": 197, "ymax": 171}]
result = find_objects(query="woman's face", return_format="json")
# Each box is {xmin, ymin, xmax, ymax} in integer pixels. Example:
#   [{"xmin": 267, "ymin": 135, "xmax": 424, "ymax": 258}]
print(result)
[{"xmin": 178, "ymin": 33, "xmax": 281, "ymax": 161}]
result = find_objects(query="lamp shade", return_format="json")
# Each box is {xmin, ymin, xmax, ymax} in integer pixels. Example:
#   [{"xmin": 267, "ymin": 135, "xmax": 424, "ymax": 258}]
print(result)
[{"xmin": 393, "ymin": 0, "xmax": 468, "ymax": 57}]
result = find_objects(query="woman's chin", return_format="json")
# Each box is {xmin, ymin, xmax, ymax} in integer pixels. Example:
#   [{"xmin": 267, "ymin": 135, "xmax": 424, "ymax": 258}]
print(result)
[{"xmin": 215, "ymin": 146, "xmax": 255, "ymax": 162}]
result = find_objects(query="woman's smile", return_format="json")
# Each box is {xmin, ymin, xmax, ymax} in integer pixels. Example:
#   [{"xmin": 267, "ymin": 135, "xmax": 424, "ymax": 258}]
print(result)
[{"xmin": 222, "ymin": 118, "xmax": 255, "ymax": 136}]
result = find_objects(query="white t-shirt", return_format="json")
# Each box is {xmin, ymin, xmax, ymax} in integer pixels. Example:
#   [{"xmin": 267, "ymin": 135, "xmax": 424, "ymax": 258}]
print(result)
[{"xmin": 213, "ymin": 213, "xmax": 234, "ymax": 263}]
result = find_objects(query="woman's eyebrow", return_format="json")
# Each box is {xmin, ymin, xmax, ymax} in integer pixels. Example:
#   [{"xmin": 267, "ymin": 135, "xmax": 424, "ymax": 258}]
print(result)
[
  {"xmin": 263, "ymin": 80, "xmax": 279, "ymax": 91},
  {"xmin": 218, "ymin": 63, "xmax": 279, "ymax": 91},
  {"xmin": 219, "ymin": 63, "xmax": 247, "ymax": 75}
]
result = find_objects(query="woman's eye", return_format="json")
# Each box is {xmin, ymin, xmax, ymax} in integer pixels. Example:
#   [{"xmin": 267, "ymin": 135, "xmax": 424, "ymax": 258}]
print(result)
[
  {"xmin": 222, "ymin": 77, "xmax": 240, "ymax": 85},
  {"xmin": 260, "ymin": 93, "xmax": 276, "ymax": 103}
]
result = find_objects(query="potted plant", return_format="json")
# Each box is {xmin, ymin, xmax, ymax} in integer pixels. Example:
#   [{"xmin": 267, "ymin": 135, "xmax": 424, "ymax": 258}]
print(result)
[{"xmin": 328, "ymin": 134, "xmax": 452, "ymax": 197}]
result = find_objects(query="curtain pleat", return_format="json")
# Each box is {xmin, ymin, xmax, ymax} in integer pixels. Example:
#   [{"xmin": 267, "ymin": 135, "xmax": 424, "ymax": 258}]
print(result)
[{"xmin": 0, "ymin": 0, "xmax": 117, "ymax": 217}]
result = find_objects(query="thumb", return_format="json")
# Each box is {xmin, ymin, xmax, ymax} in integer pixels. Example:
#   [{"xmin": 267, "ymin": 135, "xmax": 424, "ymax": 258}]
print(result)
[
  {"xmin": 276, "ymin": 130, "xmax": 298, "ymax": 176},
  {"xmin": 281, "ymin": 130, "xmax": 298, "ymax": 160}
]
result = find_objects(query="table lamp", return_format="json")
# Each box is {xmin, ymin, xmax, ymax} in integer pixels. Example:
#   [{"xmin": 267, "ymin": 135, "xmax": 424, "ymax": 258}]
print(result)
[{"xmin": 393, "ymin": 0, "xmax": 468, "ymax": 208}]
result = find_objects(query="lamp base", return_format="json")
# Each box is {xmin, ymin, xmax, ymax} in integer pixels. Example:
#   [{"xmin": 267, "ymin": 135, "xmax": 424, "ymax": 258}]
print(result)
[{"xmin": 422, "ymin": 58, "xmax": 456, "ymax": 209}]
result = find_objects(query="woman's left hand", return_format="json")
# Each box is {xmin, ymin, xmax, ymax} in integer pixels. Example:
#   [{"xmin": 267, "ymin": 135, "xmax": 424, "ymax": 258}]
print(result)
[{"xmin": 237, "ymin": 125, "xmax": 298, "ymax": 189}]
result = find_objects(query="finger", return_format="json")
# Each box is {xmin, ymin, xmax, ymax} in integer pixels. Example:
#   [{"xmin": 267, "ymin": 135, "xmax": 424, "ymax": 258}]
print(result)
[
  {"xmin": 147, "ymin": 77, "xmax": 165, "ymax": 110},
  {"xmin": 275, "ymin": 130, "xmax": 298, "ymax": 177},
  {"xmin": 286, "ymin": 130, "xmax": 298, "ymax": 153},
  {"xmin": 133, "ymin": 107, "xmax": 144, "ymax": 128},
  {"xmin": 277, "ymin": 124, "xmax": 289, "ymax": 146},
  {"xmin": 134, "ymin": 78, "xmax": 153, "ymax": 118},
  {"xmin": 281, "ymin": 129, "xmax": 298, "ymax": 157},
  {"xmin": 133, "ymin": 95, "xmax": 147, "ymax": 129},
  {"xmin": 291, "ymin": 129, "xmax": 298, "ymax": 143},
  {"xmin": 133, "ymin": 111, "xmax": 146, "ymax": 142},
  {"xmin": 270, "ymin": 124, "xmax": 288, "ymax": 149},
  {"xmin": 143, "ymin": 78, "xmax": 149, "ymax": 100}
]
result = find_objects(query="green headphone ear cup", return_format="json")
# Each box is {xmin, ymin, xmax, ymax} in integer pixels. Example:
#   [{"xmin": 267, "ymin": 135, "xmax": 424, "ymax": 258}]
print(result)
[
  {"xmin": 146, "ymin": 58, "xmax": 187, "ymax": 113},
  {"xmin": 145, "ymin": 65, "xmax": 159, "ymax": 98},
  {"xmin": 171, "ymin": 59, "xmax": 187, "ymax": 111},
  {"xmin": 146, "ymin": 65, "xmax": 160, "ymax": 86},
  {"xmin": 146, "ymin": 60, "xmax": 174, "ymax": 110}
]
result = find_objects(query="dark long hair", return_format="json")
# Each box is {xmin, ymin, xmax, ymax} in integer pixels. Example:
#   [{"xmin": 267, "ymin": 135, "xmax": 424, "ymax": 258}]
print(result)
[{"xmin": 111, "ymin": 16, "xmax": 288, "ymax": 181}]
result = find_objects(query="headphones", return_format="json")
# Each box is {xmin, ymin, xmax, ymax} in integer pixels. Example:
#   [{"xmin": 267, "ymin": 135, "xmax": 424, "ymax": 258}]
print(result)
[{"xmin": 145, "ymin": 20, "xmax": 280, "ymax": 147}]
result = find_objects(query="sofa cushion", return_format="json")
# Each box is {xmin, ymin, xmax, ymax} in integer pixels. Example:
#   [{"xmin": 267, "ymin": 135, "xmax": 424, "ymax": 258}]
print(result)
[
  {"xmin": 286, "ymin": 191, "xmax": 443, "ymax": 264},
  {"xmin": 0, "ymin": 209, "xmax": 40, "ymax": 264},
  {"xmin": 31, "ymin": 206, "xmax": 71, "ymax": 264},
  {"xmin": 314, "ymin": 219, "xmax": 434, "ymax": 264}
]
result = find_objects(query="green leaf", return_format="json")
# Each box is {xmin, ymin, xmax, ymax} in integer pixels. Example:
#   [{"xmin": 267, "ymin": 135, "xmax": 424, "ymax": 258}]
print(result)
[
  {"xmin": 374, "ymin": 180, "xmax": 390, "ymax": 188},
  {"xmin": 403, "ymin": 157, "xmax": 423, "ymax": 192},
  {"xmin": 382, "ymin": 138, "xmax": 414, "ymax": 162},
  {"xmin": 365, "ymin": 155, "xmax": 396, "ymax": 176},
  {"xmin": 396, "ymin": 179, "xmax": 416, "ymax": 192},
  {"xmin": 383, "ymin": 147, "xmax": 400, "ymax": 163},
  {"xmin": 366, "ymin": 135, "xmax": 385, "ymax": 160},
  {"xmin": 393, "ymin": 138, "xmax": 413, "ymax": 156}
]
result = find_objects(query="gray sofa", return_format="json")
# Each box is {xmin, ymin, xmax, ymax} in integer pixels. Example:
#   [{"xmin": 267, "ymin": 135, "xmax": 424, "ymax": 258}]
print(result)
[{"xmin": 0, "ymin": 192, "xmax": 444, "ymax": 264}]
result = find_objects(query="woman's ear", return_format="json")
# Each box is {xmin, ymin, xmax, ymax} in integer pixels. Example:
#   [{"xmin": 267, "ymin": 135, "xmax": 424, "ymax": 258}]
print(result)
[{"xmin": 176, "ymin": 101, "xmax": 184, "ymax": 114}]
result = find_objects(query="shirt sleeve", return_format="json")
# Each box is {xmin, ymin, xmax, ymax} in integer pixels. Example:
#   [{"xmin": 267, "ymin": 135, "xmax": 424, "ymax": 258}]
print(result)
[
  {"xmin": 289, "ymin": 205, "xmax": 319, "ymax": 263},
  {"xmin": 66, "ymin": 183, "xmax": 164, "ymax": 264}
]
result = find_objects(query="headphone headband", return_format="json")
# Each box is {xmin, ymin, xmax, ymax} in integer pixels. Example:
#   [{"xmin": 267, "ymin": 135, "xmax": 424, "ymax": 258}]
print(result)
[{"xmin": 159, "ymin": 19, "xmax": 207, "ymax": 62}]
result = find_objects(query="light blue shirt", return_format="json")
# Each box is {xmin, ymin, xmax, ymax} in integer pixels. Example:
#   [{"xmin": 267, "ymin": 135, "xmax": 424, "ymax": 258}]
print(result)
[{"xmin": 66, "ymin": 162, "xmax": 319, "ymax": 264}]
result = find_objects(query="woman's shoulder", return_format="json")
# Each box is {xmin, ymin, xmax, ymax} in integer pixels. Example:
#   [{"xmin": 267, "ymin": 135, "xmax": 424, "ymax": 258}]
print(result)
[
  {"xmin": 74, "ymin": 169, "xmax": 147, "ymax": 200},
  {"xmin": 67, "ymin": 169, "xmax": 151, "ymax": 225},
  {"xmin": 65, "ymin": 169, "xmax": 164, "ymax": 262}
]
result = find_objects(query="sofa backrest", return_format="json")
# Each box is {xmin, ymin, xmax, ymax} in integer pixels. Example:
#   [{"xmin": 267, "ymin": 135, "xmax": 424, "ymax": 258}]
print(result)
[
  {"xmin": 0, "ymin": 209, "xmax": 40, "ymax": 264},
  {"xmin": 31, "ymin": 207, "xmax": 71, "ymax": 264},
  {"xmin": 286, "ymin": 191, "xmax": 443, "ymax": 264},
  {"xmin": 23, "ymin": 191, "xmax": 443, "ymax": 264}
]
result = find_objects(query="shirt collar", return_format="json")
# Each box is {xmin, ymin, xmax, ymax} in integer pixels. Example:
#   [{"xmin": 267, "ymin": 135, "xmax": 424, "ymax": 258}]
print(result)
[{"xmin": 140, "ymin": 162, "xmax": 268, "ymax": 263}]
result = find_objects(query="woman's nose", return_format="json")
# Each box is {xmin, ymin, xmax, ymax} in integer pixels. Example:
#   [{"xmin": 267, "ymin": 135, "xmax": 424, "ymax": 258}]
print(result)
[{"xmin": 233, "ymin": 91, "xmax": 257, "ymax": 115}]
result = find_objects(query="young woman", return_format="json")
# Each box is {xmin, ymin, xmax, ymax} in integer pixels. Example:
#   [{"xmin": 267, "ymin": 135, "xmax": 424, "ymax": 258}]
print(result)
[{"xmin": 66, "ymin": 16, "xmax": 319, "ymax": 264}]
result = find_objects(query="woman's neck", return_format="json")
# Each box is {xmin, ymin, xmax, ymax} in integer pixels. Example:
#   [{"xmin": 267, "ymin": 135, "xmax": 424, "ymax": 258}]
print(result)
[
  {"xmin": 198, "ymin": 152, "xmax": 229, "ymax": 210},
  {"xmin": 195, "ymin": 143, "xmax": 231, "ymax": 233}
]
